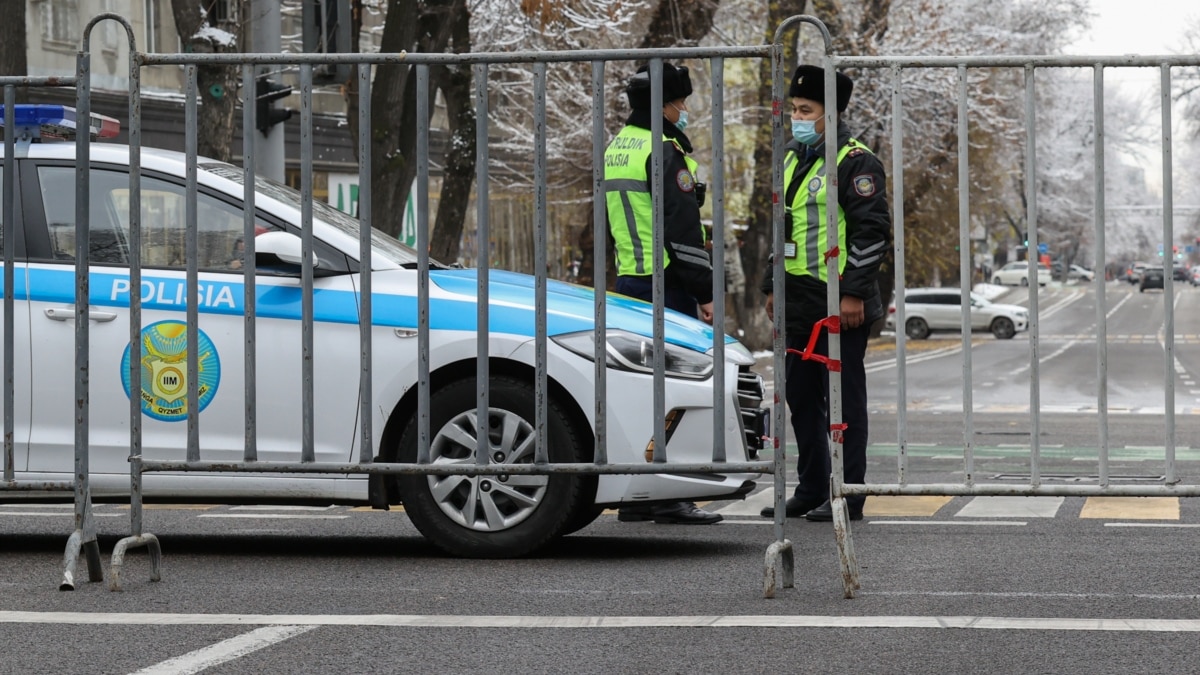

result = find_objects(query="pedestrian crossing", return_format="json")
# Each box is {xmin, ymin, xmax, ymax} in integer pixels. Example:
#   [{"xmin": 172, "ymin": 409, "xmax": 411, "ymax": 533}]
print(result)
[{"xmin": 719, "ymin": 489, "xmax": 1189, "ymax": 521}]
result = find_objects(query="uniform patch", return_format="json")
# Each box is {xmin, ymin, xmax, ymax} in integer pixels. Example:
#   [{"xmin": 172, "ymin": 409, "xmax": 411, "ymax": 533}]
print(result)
[
  {"xmin": 807, "ymin": 176, "xmax": 823, "ymax": 193},
  {"xmin": 676, "ymin": 169, "xmax": 695, "ymax": 192},
  {"xmin": 854, "ymin": 174, "xmax": 876, "ymax": 197},
  {"xmin": 847, "ymin": 148, "xmax": 865, "ymax": 157}
]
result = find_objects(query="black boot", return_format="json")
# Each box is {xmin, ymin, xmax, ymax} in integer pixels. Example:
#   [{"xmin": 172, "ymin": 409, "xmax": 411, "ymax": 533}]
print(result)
[
  {"xmin": 650, "ymin": 501, "xmax": 723, "ymax": 524},
  {"xmin": 804, "ymin": 500, "xmax": 863, "ymax": 522},
  {"xmin": 760, "ymin": 496, "xmax": 824, "ymax": 519}
]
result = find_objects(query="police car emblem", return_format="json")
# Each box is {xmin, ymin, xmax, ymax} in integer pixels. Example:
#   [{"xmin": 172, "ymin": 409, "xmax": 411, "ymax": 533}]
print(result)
[
  {"xmin": 854, "ymin": 175, "xmax": 876, "ymax": 197},
  {"xmin": 807, "ymin": 176, "xmax": 823, "ymax": 193},
  {"xmin": 121, "ymin": 320, "xmax": 221, "ymax": 422},
  {"xmin": 676, "ymin": 169, "xmax": 695, "ymax": 192}
]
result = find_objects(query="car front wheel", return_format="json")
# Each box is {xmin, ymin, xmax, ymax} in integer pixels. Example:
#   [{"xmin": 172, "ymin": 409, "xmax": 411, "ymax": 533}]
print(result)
[
  {"xmin": 1020, "ymin": 277, "xmax": 1029, "ymax": 287},
  {"xmin": 395, "ymin": 375, "xmax": 589, "ymax": 558},
  {"xmin": 905, "ymin": 317, "xmax": 930, "ymax": 340},
  {"xmin": 992, "ymin": 276, "xmax": 1003, "ymax": 285},
  {"xmin": 990, "ymin": 317, "xmax": 1016, "ymax": 339}
]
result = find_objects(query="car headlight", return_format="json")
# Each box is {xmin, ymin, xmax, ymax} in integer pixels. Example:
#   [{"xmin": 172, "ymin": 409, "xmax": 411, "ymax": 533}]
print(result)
[{"xmin": 553, "ymin": 329, "xmax": 714, "ymax": 380}]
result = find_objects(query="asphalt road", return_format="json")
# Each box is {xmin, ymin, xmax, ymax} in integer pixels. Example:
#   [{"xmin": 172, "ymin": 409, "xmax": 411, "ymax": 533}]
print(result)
[{"xmin": 4, "ymin": 279, "xmax": 1200, "ymax": 673}]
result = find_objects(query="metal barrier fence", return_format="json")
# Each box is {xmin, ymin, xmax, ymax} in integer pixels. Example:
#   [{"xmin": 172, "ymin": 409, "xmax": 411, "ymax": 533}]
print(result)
[
  {"xmin": 1, "ymin": 74, "xmax": 112, "ymax": 591},
  {"xmin": 783, "ymin": 16, "xmax": 1200, "ymax": 597},
  {"xmin": 1, "ymin": 14, "xmax": 790, "ymax": 593}
]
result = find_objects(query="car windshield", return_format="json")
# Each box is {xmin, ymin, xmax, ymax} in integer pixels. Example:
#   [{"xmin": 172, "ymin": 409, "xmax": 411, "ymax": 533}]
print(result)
[{"xmin": 201, "ymin": 163, "xmax": 435, "ymax": 268}]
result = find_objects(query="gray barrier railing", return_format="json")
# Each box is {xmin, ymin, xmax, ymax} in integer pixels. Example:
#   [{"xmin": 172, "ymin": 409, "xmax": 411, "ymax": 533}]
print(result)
[
  {"xmin": 34, "ymin": 14, "xmax": 788, "ymax": 594},
  {"xmin": 1, "ymin": 74, "xmax": 109, "ymax": 591},
  {"xmin": 778, "ymin": 17, "xmax": 1200, "ymax": 597}
]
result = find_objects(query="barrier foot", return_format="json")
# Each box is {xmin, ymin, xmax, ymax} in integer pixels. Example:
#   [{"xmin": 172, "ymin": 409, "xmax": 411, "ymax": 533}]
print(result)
[
  {"xmin": 109, "ymin": 533, "xmax": 163, "ymax": 591},
  {"xmin": 831, "ymin": 497, "xmax": 861, "ymax": 598},
  {"xmin": 763, "ymin": 539, "xmax": 794, "ymax": 598},
  {"xmin": 59, "ymin": 530, "xmax": 104, "ymax": 590}
]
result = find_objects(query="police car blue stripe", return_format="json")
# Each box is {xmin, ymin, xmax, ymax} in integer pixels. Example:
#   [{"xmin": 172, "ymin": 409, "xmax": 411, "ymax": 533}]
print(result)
[{"xmin": 13, "ymin": 266, "xmax": 727, "ymax": 353}]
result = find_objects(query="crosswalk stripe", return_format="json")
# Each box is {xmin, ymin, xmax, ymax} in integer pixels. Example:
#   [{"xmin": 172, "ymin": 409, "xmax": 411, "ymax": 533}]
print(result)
[
  {"xmin": 1080, "ymin": 497, "xmax": 1179, "ymax": 520},
  {"xmin": 862, "ymin": 496, "xmax": 953, "ymax": 517}
]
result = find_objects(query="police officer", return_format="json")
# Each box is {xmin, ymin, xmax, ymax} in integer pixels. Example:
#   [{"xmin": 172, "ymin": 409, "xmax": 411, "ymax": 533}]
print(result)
[
  {"xmin": 760, "ymin": 65, "xmax": 892, "ymax": 522},
  {"xmin": 606, "ymin": 63, "xmax": 722, "ymax": 525}
]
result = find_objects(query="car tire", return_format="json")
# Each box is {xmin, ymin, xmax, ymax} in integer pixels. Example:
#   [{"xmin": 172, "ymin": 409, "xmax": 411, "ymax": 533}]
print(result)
[
  {"xmin": 395, "ymin": 375, "xmax": 589, "ymax": 558},
  {"xmin": 559, "ymin": 505, "xmax": 605, "ymax": 536},
  {"xmin": 1020, "ymin": 277, "xmax": 1029, "ymax": 287},
  {"xmin": 992, "ymin": 276, "xmax": 1003, "ymax": 285},
  {"xmin": 905, "ymin": 317, "xmax": 930, "ymax": 340},
  {"xmin": 990, "ymin": 317, "xmax": 1016, "ymax": 340}
]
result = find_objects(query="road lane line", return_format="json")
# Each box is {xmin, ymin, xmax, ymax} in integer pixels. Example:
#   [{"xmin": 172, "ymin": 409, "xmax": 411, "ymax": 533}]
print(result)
[
  {"xmin": 0, "ymin": 512, "xmax": 123, "ymax": 517},
  {"xmin": 196, "ymin": 514, "xmax": 350, "ymax": 520},
  {"xmin": 1105, "ymin": 523, "xmax": 1200, "ymax": 529},
  {"xmin": 869, "ymin": 520, "xmax": 1027, "ymax": 526},
  {"xmin": 128, "ymin": 625, "xmax": 315, "ymax": 675},
  {"xmin": 5, "ymin": 611, "xmax": 1200, "ymax": 632}
]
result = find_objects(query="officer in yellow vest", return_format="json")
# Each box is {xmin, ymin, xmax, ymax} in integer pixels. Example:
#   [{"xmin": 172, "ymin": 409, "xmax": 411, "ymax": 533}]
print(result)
[
  {"xmin": 759, "ymin": 65, "xmax": 892, "ymax": 523},
  {"xmin": 606, "ymin": 63, "xmax": 722, "ymax": 525}
]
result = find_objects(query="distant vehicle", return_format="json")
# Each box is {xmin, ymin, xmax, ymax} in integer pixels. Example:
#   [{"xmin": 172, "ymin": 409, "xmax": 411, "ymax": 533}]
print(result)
[
  {"xmin": 1173, "ymin": 263, "xmax": 1189, "ymax": 282},
  {"xmin": 885, "ymin": 288, "xmax": 1029, "ymax": 340},
  {"xmin": 991, "ymin": 261, "xmax": 1051, "ymax": 287},
  {"xmin": 1067, "ymin": 264, "xmax": 1094, "ymax": 282},
  {"xmin": 1191, "ymin": 266, "xmax": 1200, "ymax": 287},
  {"xmin": 1127, "ymin": 262, "xmax": 1149, "ymax": 285},
  {"xmin": 1140, "ymin": 266, "xmax": 1165, "ymax": 292}
]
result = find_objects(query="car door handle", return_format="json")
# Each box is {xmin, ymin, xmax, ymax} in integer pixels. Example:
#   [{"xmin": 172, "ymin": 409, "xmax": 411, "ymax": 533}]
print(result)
[{"xmin": 44, "ymin": 307, "xmax": 119, "ymax": 323}]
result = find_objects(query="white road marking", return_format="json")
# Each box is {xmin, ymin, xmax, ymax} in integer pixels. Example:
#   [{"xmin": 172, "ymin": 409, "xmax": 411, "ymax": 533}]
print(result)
[
  {"xmin": 196, "ymin": 514, "xmax": 350, "ymax": 520},
  {"xmin": 869, "ymin": 520, "xmax": 1027, "ymax": 526},
  {"xmin": 0, "ymin": 504, "xmax": 77, "ymax": 508},
  {"xmin": 4, "ymin": 611, "xmax": 1198, "ymax": 632},
  {"xmin": 0, "ymin": 512, "xmax": 123, "ymax": 518},
  {"xmin": 1105, "ymin": 523, "xmax": 1200, "ymax": 529},
  {"xmin": 128, "ymin": 625, "xmax": 315, "ymax": 675},
  {"xmin": 229, "ymin": 505, "xmax": 337, "ymax": 511}
]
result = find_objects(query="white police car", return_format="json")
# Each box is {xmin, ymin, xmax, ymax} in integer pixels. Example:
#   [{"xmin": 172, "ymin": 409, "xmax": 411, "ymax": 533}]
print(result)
[{"xmin": 0, "ymin": 105, "xmax": 764, "ymax": 557}]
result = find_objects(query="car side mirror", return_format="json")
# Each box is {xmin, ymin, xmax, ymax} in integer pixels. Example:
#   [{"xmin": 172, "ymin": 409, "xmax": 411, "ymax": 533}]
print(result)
[{"xmin": 254, "ymin": 231, "xmax": 321, "ymax": 275}]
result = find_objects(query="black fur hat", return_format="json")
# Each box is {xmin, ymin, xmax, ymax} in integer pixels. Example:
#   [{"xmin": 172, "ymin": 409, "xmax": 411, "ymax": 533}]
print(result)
[
  {"xmin": 625, "ymin": 63, "xmax": 693, "ymax": 110},
  {"xmin": 788, "ymin": 65, "xmax": 853, "ymax": 113}
]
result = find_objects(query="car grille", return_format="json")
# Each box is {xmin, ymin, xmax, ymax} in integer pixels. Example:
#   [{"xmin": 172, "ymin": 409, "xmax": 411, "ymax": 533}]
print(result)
[{"xmin": 736, "ymin": 365, "xmax": 768, "ymax": 459}]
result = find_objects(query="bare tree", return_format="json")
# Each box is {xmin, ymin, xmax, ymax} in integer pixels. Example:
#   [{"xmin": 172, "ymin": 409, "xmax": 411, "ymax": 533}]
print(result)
[
  {"xmin": 0, "ymin": 1, "xmax": 27, "ymax": 101},
  {"xmin": 170, "ymin": 0, "xmax": 243, "ymax": 162}
]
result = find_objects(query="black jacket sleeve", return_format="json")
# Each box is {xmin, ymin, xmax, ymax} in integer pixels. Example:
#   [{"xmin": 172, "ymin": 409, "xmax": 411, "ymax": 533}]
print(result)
[
  {"xmin": 837, "ymin": 148, "xmax": 892, "ymax": 300},
  {"xmin": 651, "ymin": 142, "xmax": 714, "ymax": 305}
]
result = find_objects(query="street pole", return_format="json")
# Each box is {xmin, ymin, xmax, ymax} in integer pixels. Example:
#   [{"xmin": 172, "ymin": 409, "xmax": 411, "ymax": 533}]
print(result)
[{"xmin": 251, "ymin": 0, "xmax": 286, "ymax": 182}]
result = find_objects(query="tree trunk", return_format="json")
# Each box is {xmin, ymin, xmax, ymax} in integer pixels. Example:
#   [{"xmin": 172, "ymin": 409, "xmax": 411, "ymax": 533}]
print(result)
[
  {"xmin": 370, "ymin": 0, "xmax": 462, "ymax": 240},
  {"xmin": 741, "ymin": 0, "xmax": 807, "ymax": 351},
  {"xmin": 638, "ymin": 0, "xmax": 723, "ymax": 48},
  {"xmin": 0, "ymin": 2, "xmax": 27, "ymax": 109},
  {"xmin": 428, "ymin": 7, "xmax": 475, "ymax": 263},
  {"xmin": 170, "ymin": 0, "xmax": 240, "ymax": 163}
]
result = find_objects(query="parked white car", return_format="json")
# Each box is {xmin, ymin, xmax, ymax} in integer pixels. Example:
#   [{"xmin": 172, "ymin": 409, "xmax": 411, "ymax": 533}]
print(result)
[
  {"xmin": 885, "ymin": 288, "xmax": 1029, "ymax": 340},
  {"xmin": 991, "ymin": 261, "xmax": 1051, "ymax": 286},
  {"xmin": 0, "ymin": 105, "xmax": 765, "ymax": 558},
  {"xmin": 1067, "ymin": 264, "xmax": 1094, "ymax": 282}
]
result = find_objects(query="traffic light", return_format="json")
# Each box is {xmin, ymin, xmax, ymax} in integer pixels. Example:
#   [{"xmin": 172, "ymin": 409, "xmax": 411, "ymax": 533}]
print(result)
[
  {"xmin": 255, "ymin": 76, "xmax": 292, "ymax": 135},
  {"xmin": 1022, "ymin": 231, "xmax": 1029, "ymax": 247},
  {"xmin": 302, "ymin": 0, "xmax": 352, "ymax": 84}
]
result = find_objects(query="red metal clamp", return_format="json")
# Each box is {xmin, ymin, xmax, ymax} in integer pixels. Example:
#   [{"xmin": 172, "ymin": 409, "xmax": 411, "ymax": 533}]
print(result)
[{"xmin": 785, "ymin": 315, "xmax": 842, "ymax": 372}]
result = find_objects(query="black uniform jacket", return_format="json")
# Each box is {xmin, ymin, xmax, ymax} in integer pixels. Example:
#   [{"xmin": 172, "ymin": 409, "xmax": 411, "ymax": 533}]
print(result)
[
  {"xmin": 761, "ymin": 127, "xmax": 892, "ymax": 336},
  {"xmin": 620, "ymin": 108, "xmax": 714, "ymax": 306}
]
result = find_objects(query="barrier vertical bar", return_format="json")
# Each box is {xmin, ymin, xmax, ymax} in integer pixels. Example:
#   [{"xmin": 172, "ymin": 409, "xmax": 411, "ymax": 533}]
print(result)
[
  {"xmin": 533, "ymin": 61, "xmax": 549, "ymax": 465},
  {"xmin": 649, "ymin": 59, "xmax": 666, "ymax": 464},
  {"xmin": 300, "ymin": 63, "xmax": 316, "ymax": 464},
  {"xmin": 957, "ymin": 64, "xmax": 974, "ymax": 485},
  {"xmin": 2, "ymin": 85, "xmax": 13, "ymax": 485},
  {"xmin": 891, "ymin": 65, "xmax": 908, "ymax": 487},
  {"xmin": 1094, "ymin": 63, "xmax": 1109, "ymax": 485},
  {"xmin": 184, "ymin": 65, "xmax": 200, "ymax": 463},
  {"xmin": 243, "ymin": 63, "xmax": 258, "ymax": 463},
  {"xmin": 711, "ymin": 57, "xmax": 727, "ymax": 463},
  {"xmin": 64, "ymin": 36, "xmax": 104, "ymax": 590},
  {"xmin": 475, "ymin": 63, "xmax": 490, "ymax": 467},
  {"xmin": 416, "ymin": 64, "xmax": 431, "ymax": 464},
  {"xmin": 358, "ymin": 63, "xmax": 372, "ymax": 465},
  {"xmin": 591, "ymin": 59, "xmax": 608, "ymax": 466},
  {"xmin": 1023, "ymin": 64, "xmax": 1041, "ymax": 487},
  {"xmin": 1160, "ymin": 63, "xmax": 1176, "ymax": 484}
]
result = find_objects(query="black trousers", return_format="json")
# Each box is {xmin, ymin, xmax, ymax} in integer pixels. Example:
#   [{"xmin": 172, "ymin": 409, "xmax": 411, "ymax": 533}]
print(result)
[
  {"xmin": 784, "ymin": 322, "xmax": 869, "ymax": 510},
  {"xmin": 615, "ymin": 276, "xmax": 698, "ymax": 318}
]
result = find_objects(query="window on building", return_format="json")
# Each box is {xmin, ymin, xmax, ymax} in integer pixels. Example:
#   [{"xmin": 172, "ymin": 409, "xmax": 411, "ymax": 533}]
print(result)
[{"xmin": 41, "ymin": 0, "xmax": 80, "ymax": 45}]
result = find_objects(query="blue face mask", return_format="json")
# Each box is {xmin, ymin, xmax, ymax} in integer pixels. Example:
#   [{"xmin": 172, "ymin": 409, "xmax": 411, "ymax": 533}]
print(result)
[
  {"xmin": 673, "ymin": 105, "xmax": 689, "ymax": 131},
  {"xmin": 792, "ymin": 119, "xmax": 821, "ymax": 145}
]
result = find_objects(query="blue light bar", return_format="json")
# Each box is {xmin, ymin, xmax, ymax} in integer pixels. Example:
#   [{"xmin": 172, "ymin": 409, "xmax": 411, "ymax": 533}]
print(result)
[{"xmin": 0, "ymin": 104, "xmax": 120, "ymax": 140}]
